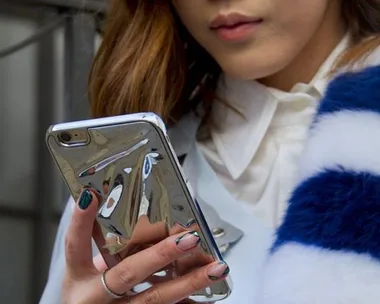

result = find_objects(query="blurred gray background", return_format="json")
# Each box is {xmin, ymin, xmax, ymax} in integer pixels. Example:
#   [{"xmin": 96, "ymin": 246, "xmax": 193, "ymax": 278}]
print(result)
[{"xmin": 0, "ymin": 0, "xmax": 106, "ymax": 303}]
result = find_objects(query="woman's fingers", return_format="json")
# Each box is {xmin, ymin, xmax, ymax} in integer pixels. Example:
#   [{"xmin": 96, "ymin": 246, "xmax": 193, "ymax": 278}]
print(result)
[
  {"xmin": 176, "ymin": 250, "xmax": 214, "ymax": 276},
  {"xmin": 62, "ymin": 192, "xmax": 224, "ymax": 304},
  {"xmin": 65, "ymin": 189, "xmax": 99, "ymax": 277},
  {"xmin": 93, "ymin": 253, "xmax": 107, "ymax": 273},
  {"xmin": 105, "ymin": 231, "xmax": 202, "ymax": 295},
  {"xmin": 130, "ymin": 261, "xmax": 230, "ymax": 304}
]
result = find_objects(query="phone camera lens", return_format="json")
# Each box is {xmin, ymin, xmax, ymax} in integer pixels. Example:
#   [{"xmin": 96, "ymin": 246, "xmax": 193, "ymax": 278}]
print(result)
[{"xmin": 59, "ymin": 132, "xmax": 72, "ymax": 143}]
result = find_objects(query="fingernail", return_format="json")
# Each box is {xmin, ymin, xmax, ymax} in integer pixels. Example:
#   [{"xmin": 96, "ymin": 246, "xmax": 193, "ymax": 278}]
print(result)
[
  {"xmin": 78, "ymin": 189, "xmax": 93, "ymax": 210},
  {"xmin": 175, "ymin": 231, "xmax": 201, "ymax": 251},
  {"xmin": 208, "ymin": 261, "xmax": 230, "ymax": 280}
]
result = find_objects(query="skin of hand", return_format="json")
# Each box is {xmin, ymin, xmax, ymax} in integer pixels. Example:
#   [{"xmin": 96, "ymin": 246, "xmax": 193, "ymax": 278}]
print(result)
[{"xmin": 63, "ymin": 189, "xmax": 229, "ymax": 304}]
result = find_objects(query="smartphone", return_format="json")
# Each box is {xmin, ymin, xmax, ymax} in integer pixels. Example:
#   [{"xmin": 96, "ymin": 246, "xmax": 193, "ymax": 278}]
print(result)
[{"xmin": 46, "ymin": 112, "xmax": 231, "ymax": 302}]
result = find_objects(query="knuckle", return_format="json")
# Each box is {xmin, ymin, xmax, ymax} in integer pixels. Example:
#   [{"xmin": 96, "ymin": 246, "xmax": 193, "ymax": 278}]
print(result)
[
  {"xmin": 115, "ymin": 264, "xmax": 137, "ymax": 284},
  {"xmin": 189, "ymin": 271, "xmax": 206, "ymax": 291},
  {"xmin": 155, "ymin": 242, "xmax": 175, "ymax": 264},
  {"xmin": 142, "ymin": 289, "xmax": 163, "ymax": 304},
  {"xmin": 64, "ymin": 234, "xmax": 76, "ymax": 257}
]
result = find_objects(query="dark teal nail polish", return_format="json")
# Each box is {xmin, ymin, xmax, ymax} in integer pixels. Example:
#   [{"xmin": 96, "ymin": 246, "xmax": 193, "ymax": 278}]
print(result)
[{"xmin": 78, "ymin": 189, "xmax": 92, "ymax": 210}]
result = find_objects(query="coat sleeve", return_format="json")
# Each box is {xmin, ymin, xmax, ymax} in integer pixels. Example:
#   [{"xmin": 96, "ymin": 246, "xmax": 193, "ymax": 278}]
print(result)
[
  {"xmin": 255, "ymin": 65, "xmax": 380, "ymax": 303},
  {"xmin": 39, "ymin": 198, "xmax": 74, "ymax": 303}
]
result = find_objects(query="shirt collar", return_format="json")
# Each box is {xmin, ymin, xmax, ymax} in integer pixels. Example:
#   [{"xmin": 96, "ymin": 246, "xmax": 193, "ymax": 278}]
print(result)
[
  {"xmin": 311, "ymin": 33, "xmax": 351, "ymax": 95},
  {"xmin": 208, "ymin": 33, "xmax": 350, "ymax": 180},
  {"xmin": 210, "ymin": 76, "xmax": 278, "ymax": 180}
]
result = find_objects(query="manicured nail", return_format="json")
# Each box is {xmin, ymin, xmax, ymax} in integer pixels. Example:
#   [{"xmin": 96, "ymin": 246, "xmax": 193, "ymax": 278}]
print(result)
[
  {"xmin": 175, "ymin": 231, "xmax": 201, "ymax": 251},
  {"xmin": 208, "ymin": 261, "xmax": 230, "ymax": 280},
  {"xmin": 78, "ymin": 189, "xmax": 93, "ymax": 210}
]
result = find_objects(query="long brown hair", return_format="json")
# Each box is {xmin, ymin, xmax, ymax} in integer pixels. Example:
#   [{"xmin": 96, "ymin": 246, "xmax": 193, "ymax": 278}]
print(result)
[{"xmin": 89, "ymin": 0, "xmax": 380, "ymax": 123}]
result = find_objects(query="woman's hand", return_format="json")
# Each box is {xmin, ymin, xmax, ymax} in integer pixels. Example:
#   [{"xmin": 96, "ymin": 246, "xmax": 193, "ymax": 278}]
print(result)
[{"xmin": 62, "ymin": 189, "xmax": 229, "ymax": 304}]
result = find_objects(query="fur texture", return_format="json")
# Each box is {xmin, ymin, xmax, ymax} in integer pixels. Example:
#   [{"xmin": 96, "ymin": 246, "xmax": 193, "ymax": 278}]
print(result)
[
  {"xmin": 256, "ymin": 65, "xmax": 380, "ymax": 303},
  {"xmin": 273, "ymin": 169, "xmax": 380, "ymax": 258},
  {"xmin": 297, "ymin": 110, "xmax": 380, "ymax": 182},
  {"xmin": 256, "ymin": 243, "xmax": 380, "ymax": 304},
  {"xmin": 317, "ymin": 65, "xmax": 380, "ymax": 116}
]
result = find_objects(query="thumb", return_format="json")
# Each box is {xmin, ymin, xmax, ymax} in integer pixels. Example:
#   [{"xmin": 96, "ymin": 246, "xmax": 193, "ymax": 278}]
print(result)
[{"xmin": 65, "ymin": 189, "xmax": 99, "ymax": 277}]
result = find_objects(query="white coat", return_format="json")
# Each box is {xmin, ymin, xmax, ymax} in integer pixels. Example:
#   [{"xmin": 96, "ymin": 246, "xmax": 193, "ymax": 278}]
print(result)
[{"xmin": 40, "ymin": 47, "xmax": 380, "ymax": 304}]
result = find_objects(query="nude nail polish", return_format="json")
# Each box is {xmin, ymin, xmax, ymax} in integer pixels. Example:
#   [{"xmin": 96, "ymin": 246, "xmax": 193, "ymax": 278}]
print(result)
[
  {"xmin": 208, "ymin": 261, "xmax": 230, "ymax": 280},
  {"xmin": 175, "ymin": 231, "xmax": 201, "ymax": 251}
]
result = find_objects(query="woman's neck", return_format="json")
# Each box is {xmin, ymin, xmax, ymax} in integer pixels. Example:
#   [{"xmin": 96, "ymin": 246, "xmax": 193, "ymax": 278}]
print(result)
[{"xmin": 258, "ymin": 4, "xmax": 347, "ymax": 91}]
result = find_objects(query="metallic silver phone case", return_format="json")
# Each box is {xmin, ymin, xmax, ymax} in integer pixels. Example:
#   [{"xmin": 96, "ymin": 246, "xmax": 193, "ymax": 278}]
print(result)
[{"xmin": 46, "ymin": 113, "xmax": 231, "ymax": 302}]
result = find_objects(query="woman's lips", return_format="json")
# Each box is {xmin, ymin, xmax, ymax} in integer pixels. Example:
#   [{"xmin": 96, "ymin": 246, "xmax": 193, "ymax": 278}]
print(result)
[
  {"xmin": 210, "ymin": 13, "xmax": 262, "ymax": 42},
  {"xmin": 212, "ymin": 21, "xmax": 262, "ymax": 42}
]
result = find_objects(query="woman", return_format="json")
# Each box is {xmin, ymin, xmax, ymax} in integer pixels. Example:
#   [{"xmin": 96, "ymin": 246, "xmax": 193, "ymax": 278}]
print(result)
[{"xmin": 40, "ymin": 0, "xmax": 380, "ymax": 303}]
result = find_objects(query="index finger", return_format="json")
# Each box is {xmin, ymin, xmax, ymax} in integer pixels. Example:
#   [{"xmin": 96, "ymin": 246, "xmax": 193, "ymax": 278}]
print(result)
[
  {"xmin": 131, "ymin": 261, "xmax": 230, "ymax": 304},
  {"xmin": 65, "ymin": 189, "xmax": 99, "ymax": 276},
  {"xmin": 105, "ymin": 230, "xmax": 202, "ymax": 295}
]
